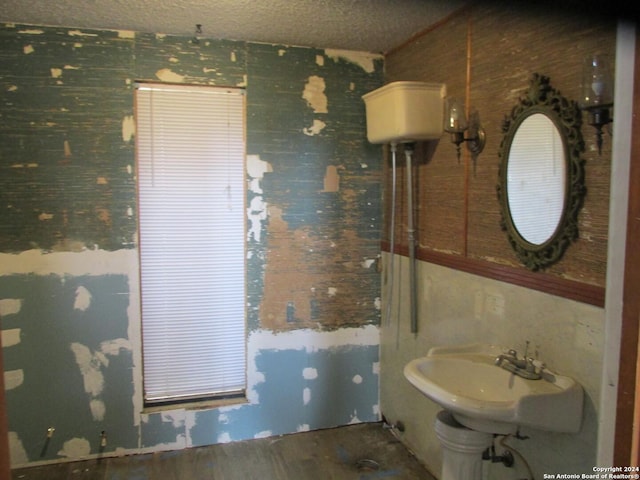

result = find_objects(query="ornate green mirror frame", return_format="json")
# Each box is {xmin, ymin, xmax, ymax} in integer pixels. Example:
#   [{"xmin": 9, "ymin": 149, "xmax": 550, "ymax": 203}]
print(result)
[{"xmin": 497, "ymin": 74, "xmax": 586, "ymax": 271}]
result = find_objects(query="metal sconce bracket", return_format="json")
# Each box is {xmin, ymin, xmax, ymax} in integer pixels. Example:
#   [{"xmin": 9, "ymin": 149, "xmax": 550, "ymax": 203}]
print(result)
[
  {"xmin": 582, "ymin": 103, "xmax": 613, "ymax": 155},
  {"xmin": 444, "ymin": 100, "xmax": 486, "ymax": 166}
]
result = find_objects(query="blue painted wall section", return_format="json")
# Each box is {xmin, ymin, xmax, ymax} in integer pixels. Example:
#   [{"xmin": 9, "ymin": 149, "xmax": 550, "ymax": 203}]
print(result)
[{"xmin": 0, "ymin": 23, "xmax": 383, "ymax": 466}]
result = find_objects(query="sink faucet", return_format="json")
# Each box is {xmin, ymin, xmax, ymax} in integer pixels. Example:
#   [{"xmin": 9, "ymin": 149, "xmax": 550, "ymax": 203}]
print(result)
[{"xmin": 495, "ymin": 344, "xmax": 543, "ymax": 380}]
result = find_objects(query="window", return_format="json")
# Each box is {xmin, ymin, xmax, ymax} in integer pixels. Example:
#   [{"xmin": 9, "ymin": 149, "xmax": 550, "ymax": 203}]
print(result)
[{"xmin": 135, "ymin": 83, "xmax": 247, "ymax": 405}]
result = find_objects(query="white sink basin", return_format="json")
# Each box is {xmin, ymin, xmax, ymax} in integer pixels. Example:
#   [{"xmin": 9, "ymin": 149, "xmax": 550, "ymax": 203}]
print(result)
[{"xmin": 403, "ymin": 344, "xmax": 584, "ymax": 434}]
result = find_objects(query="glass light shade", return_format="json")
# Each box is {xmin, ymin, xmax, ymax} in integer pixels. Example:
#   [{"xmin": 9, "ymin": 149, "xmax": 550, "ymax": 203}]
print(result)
[
  {"xmin": 444, "ymin": 97, "xmax": 468, "ymax": 132},
  {"xmin": 580, "ymin": 54, "xmax": 613, "ymax": 108}
]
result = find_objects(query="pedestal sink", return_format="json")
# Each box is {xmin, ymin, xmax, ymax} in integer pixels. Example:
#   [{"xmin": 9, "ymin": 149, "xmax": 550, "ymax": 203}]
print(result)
[{"xmin": 403, "ymin": 344, "xmax": 584, "ymax": 480}]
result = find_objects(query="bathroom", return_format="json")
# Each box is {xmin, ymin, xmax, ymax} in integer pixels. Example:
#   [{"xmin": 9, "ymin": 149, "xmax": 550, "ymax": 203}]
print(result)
[{"xmin": 0, "ymin": 1, "xmax": 636, "ymax": 479}]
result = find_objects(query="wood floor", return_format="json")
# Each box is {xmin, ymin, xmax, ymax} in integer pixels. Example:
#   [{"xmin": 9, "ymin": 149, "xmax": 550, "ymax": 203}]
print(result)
[{"xmin": 11, "ymin": 423, "xmax": 437, "ymax": 480}]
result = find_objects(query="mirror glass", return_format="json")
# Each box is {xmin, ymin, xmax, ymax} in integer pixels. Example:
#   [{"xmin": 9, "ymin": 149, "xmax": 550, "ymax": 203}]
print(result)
[
  {"xmin": 507, "ymin": 113, "xmax": 566, "ymax": 245},
  {"xmin": 497, "ymin": 73, "xmax": 585, "ymax": 271}
]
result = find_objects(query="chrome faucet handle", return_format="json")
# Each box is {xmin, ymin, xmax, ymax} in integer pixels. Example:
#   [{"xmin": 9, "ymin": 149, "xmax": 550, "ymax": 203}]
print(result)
[
  {"xmin": 525, "ymin": 357, "xmax": 537, "ymax": 372},
  {"xmin": 531, "ymin": 359, "xmax": 546, "ymax": 372}
]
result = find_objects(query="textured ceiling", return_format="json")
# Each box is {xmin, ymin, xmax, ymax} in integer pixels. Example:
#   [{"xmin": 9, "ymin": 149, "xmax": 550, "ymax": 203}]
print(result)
[{"xmin": 0, "ymin": 0, "xmax": 468, "ymax": 53}]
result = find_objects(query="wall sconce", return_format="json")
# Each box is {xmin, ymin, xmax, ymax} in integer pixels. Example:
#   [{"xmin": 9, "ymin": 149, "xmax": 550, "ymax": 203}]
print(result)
[
  {"xmin": 579, "ymin": 54, "xmax": 613, "ymax": 155},
  {"xmin": 443, "ymin": 97, "xmax": 486, "ymax": 162}
]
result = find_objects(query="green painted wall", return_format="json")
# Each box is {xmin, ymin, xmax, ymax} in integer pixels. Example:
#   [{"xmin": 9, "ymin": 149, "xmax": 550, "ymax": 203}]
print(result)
[{"xmin": 0, "ymin": 23, "xmax": 384, "ymax": 466}]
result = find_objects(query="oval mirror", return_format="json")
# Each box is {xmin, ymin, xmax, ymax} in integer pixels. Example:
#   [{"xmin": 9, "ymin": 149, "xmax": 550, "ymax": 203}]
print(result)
[
  {"xmin": 507, "ymin": 113, "xmax": 566, "ymax": 245},
  {"xmin": 497, "ymin": 74, "xmax": 586, "ymax": 271}
]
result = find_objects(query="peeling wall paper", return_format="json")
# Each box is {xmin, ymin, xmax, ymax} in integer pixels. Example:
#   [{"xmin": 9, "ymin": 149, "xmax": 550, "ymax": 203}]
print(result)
[
  {"xmin": 302, "ymin": 75, "xmax": 328, "ymax": 113},
  {"xmin": 248, "ymin": 325, "xmax": 379, "ymax": 354},
  {"xmin": 155, "ymin": 68, "xmax": 185, "ymax": 83},
  {"xmin": 303, "ymin": 119, "xmax": 326, "ymax": 136},
  {"xmin": 0, "ymin": 24, "xmax": 383, "ymax": 467},
  {"xmin": 324, "ymin": 49, "xmax": 382, "ymax": 73},
  {"xmin": 122, "ymin": 115, "xmax": 135, "ymax": 142}
]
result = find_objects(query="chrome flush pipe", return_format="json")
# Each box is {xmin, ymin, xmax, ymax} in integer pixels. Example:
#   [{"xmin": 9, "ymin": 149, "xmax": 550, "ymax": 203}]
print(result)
[
  {"xmin": 404, "ymin": 143, "xmax": 418, "ymax": 334},
  {"xmin": 384, "ymin": 142, "xmax": 398, "ymax": 328}
]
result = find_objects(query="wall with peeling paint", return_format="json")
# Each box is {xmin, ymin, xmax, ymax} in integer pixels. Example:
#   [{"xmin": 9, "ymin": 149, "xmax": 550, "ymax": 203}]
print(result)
[{"xmin": 0, "ymin": 23, "xmax": 384, "ymax": 467}]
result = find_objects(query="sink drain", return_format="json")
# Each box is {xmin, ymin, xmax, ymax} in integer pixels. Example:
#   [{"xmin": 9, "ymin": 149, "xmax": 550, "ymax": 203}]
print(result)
[{"xmin": 355, "ymin": 458, "xmax": 380, "ymax": 472}]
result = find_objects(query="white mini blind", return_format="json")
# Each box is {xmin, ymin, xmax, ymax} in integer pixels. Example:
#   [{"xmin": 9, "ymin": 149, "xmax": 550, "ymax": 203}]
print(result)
[{"xmin": 136, "ymin": 83, "xmax": 246, "ymax": 404}]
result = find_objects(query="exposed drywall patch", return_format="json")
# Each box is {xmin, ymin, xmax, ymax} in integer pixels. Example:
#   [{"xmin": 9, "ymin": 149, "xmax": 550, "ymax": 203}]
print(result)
[
  {"xmin": 245, "ymin": 326, "xmax": 378, "ymax": 404},
  {"xmin": 302, "ymin": 76, "xmax": 328, "ymax": 113},
  {"xmin": 0, "ymin": 298, "xmax": 22, "ymax": 316},
  {"xmin": 297, "ymin": 424, "xmax": 310, "ymax": 432},
  {"xmin": 162, "ymin": 411, "xmax": 186, "ymax": 429},
  {"xmin": 328, "ymin": 287, "xmax": 338, "ymax": 297},
  {"xmin": 117, "ymin": 30, "xmax": 135, "ymax": 39},
  {"xmin": 17, "ymin": 29, "xmax": 44, "ymax": 35},
  {"xmin": 246, "ymin": 154, "xmax": 273, "ymax": 194},
  {"xmin": 4, "ymin": 369, "xmax": 24, "ymax": 390},
  {"xmin": 324, "ymin": 49, "xmax": 380, "ymax": 73},
  {"xmin": 0, "ymin": 249, "xmax": 138, "ymax": 276},
  {"xmin": 73, "ymin": 286, "xmax": 92, "ymax": 311},
  {"xmin": 247, "ymin": 196, "xmax": 268, "ymax": 243},
  {"xmin": 303, "ymin": 387, "xmax": 311, "ymax": 405},
  {"xmin": 278, "ymin": 49, "xmax": 287, "ymax": 56},
  {"xmin": 8, "ymin": 432, "xmax": 28, "ymax": 465},
  {"xmin": 100, "ymin": 338, "xmax": 132, "ymax": 355},
  {"xmin": 71, "ymin": 342, "xmax": 106, "ymax": 397},
  {"xmin": 254, "ymin": 430, "xmax": 272, "ymax": 439},
  {"xmin": 230, "ymin": 51, "xmax": 237, "ymax": 62},
  {"xmin": 322, "ymin": 165, "xmax": 340, "ymax": 192},
  {"xmin": 302, "ymin": 367, "xmax": 317, "ymax": 380},
  {"xmin": 218, "ymin": 432, "xmax": 232, "ymax": 443},
  {"xmin": 58, "ymin": 437, "xmax": 91, "ymax": 458},
  {"xmin": 352, "ymin": 375, "xmax": 363, "ymax": 384},
  {"xmin": 122, "ymin": 115, "xmax": 135, "ymax": 142},
  {"xmin": 248, "ymin": 325, "xmax": 378, "ymax": 354},
  {"xmin": 1, "ymin": 328, "xmax": 21, "ymax": 347},
  {"xmin": 90, "ymin": 399, "xmax": 106, "ymax": 420},
  {"xmin": 348, "ymin": 411, "xmax": 361, "ymax": 424},
  {"xmin": 8, "ymin": 85, "xmax": 17, "ymax": 91},
  {"xmin": 155, "ymin": 68, "xmax": 185, "ymax": 83},
  {"xmin": 50, "ymin": 68, "xmax": 62, "ymax": 78},
  {"xmin": 316, "ymin": 55, "xmax": 325, "ymax": 66},
  {"xmin": 303, "ymin": 119, "xmax": 326, "ymax": 136},
  {"xmin": 23, "ymin": 45, "xmax": 34, "ymax": 54}
]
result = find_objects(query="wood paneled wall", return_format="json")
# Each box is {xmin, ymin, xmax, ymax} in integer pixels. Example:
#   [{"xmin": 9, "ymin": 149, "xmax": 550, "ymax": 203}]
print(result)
[{"xmin": 383, "ymin": 2, "xmax": 616, "ymax": 305}]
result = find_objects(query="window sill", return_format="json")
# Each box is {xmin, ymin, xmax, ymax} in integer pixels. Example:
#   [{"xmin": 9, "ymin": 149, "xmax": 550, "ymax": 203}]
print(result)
[{"xmin": 142, "ymin": 395, "xmax": 248, "ymax": 415}]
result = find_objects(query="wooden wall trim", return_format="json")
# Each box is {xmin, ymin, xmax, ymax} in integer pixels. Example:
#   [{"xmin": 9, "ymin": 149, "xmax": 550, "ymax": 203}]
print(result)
[
  {"xmin": 382, "ymin": 241, "xmax": 605, "ymax": 307},
  {"xmin": 614, "ymin": 26, "xmax": 640, "ymax": 468}
]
